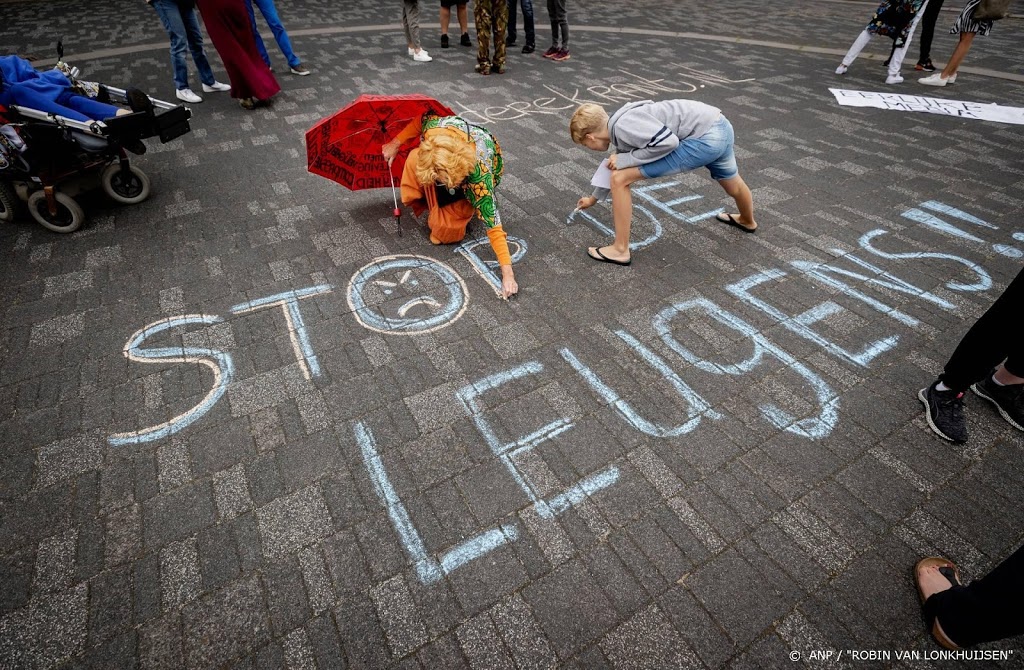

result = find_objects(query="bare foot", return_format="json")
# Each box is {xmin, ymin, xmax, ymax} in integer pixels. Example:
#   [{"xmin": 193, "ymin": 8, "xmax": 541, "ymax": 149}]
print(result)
[
  {"xmin": 429, "ymin": 234, "xmax": 442, "ymax": 245},
  {"xmin": 917, "ymin": 563, "xmax": 955, "ymax": 600}
]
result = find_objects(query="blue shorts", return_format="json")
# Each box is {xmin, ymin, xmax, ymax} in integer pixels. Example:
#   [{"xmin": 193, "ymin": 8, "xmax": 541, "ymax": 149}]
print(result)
[{"xmin": 638, "ymin": 116, "xmax": 738, "ymax": 182}]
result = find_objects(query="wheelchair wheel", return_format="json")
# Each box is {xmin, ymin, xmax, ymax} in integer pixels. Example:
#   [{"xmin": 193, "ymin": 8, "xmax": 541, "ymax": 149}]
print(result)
[
  {"xmin": 0, "ymin": 181, "xmax": 18, "ymax": 224},
  {"xmin": 101, "ymin": 163, "xmax": 151, "ymax": 205},
  {"xmin": 27, "ymin": 191, "xmax": 84, "ymax": 233}
]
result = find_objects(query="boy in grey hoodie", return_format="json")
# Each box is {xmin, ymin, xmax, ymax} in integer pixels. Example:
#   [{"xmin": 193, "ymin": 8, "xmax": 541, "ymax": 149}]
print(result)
[{"xmin": 570, "ymin": 100, "xmax": 757, "ymax": 266}]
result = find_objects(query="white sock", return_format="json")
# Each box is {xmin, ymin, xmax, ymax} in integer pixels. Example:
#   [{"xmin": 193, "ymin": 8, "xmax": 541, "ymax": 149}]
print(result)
[{"xmin": 936, "ymin": 381, "xmax": 951, "ymax": 392}]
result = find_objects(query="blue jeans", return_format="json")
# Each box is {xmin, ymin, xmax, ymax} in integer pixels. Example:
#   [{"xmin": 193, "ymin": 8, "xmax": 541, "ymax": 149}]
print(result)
[
  {"xmin": 244, "ymin": 0, "xmax": 301, "ymax": 69},
  {"xmin": 507, "ymin": 0, "xmax": 535, "ymax": 45},
  {"xmin": 639, "ymin": 117, "xmax": 738, "ymax": 182},
  {"xmin": 151, "ymin": 0, "xmax": 215, "ymax": 91}
]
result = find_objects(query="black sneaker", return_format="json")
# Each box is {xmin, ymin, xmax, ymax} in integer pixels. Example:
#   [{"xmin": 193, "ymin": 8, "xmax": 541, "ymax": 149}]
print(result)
[
  {"xmin": 916, "ymin": 59, "xmax": 936, "ymax": 72},
  {"xmin": 971, "ymin": 375, "xmax": 1024, "ymax": 432},
  {"xmin": 918, "ymin": 382, "xmax": 968, "ymax": 444},
  {"xmin": 460, "ymin": 33, "xmax": 472, "ymax": 47},
  {"xmin": 522, "ymin": 43, "xmax": 535, "ymax": 54},
  {"xmin": 506, "ymin": 38, "xmax": 517, "ymax": 47},
  {"xmin": 441, "ymin": 34, "xmax": 449, "ymax": 48}
]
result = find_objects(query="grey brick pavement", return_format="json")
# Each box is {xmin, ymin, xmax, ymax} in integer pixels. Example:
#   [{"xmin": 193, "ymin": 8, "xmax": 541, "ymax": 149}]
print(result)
[{"xmin": 2, "ymin": 0, "xmax": 1024, "ymax": 668}]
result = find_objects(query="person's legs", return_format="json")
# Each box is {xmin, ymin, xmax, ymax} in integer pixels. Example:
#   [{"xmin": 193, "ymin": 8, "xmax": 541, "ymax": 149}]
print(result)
[
  {"xmin": 839, "ymin": 29, "xmax": 873, "ymax": 69},
  {"xmin": 151, "ymin": 0, "xmax": 190, "ymax": 90},
  {"xmin": 555, "ymin": 0, "xmax": 568, "ymax": 48},
  {"xmin": 180, "ymin": 3, "xmax": 217, "ymax": 86},
  {"xmin": 888, "ymin": 2, "xmax": 927, "ymax": 78},
  {"xmin": 55, "ymin": 91, "xmax": 123, "ymax": 121},
  {"xmin": 922, "ymin": 546, "xmax": 1024, "ymax": 647},
  {"xmin": 939, "ymin": 267, "xmax": 1024, "ymax": 393},
  {"xmin": 941, "ymin": 32, "xmax": 975, "ymax": 77},
  {"xmin": 403, "ymin": 0, "xmax": 417, "ymax": 49},
  {"xmin": 458, "ymin": 3, "xmax": 469, "ymax": 34},
  {"xmin": 718, "ymin": 176, "xmax": 756, "ymax": 229},
  {"xmin": 440, "ymin": 4, "xmax": 451, "ymax": 37},
  {"xmin": 253, "ymin": 0, "xmax": 301, "ymax": 68},
  {"xmin": 243, "ymin": 0, "xmax": 273, "ymax": 67},
  {"xmin": 475, "ymin": 0, "xmax": 493, "ymax": 70},
  {"xmin": 507, "ymin": 0, "xmax": 518, "ymax": 44},
  {"xmin": 522, "ymin": 0, "xmax": 536, "ymax": 47},
  {"xmin": 492, "ymin": 0, "xmax": 508, "ymax": 67},
  {"xmin": 591, "ymin": 167, "xmax": 645, "ymax": 263},
  {"xmin": 547, "ymin": 0, "xmax": 559, "ymax": 48},
  {"xmin": 917, "ymin": 0, "xmax": 945, "ymax": 65}
]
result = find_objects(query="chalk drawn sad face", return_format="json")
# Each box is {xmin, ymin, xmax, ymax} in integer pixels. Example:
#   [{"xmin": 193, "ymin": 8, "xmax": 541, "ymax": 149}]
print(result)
[{"xmin": 347, "ymin": 255, "xmax": 470, "ymax": 335}]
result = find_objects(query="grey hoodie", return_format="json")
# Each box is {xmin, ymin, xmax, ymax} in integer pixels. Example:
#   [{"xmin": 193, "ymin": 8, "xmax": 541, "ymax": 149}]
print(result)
[{"xmin": 592, "ymin": 99, "xmax": 721, "ymax": 200}]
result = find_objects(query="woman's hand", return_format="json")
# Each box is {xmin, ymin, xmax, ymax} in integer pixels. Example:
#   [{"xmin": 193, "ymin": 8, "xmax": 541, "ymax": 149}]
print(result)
[
  {"xmin": 382, "ymin": 139, "xmax": 400, "ymax": 165},
  {"xmin": 500, "ymin": 265, "xmax": 518, "ymax": 299},
  {"xmin": 607, "ymin": 153, "xmax": 618, "ymax": 170},
  {"xmin": 576, "ymin": 195, "xmax": 598, "ymax": 210}
]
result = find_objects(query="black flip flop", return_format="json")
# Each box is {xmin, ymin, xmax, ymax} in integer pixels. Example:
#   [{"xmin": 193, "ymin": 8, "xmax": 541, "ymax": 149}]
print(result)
[
  {"xmin": 587, "ymin": 246, "xmax": 631, "ymax": 266},
  {"xmin": 716, "ymin": 212, "xmax": 756, "ymax": 233}
]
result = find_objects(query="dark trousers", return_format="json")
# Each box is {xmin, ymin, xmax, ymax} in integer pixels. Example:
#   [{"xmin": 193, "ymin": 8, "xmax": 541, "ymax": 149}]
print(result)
[
  {"xmin": 940, "ymin": 267, "xmax": 1024, "ymax": 393},
  {"xmin": 917, "ymin": 0, "xmax": 945, "ymax": 63},
  {"xmin": 925, "ymin": 544, "xmax": 1024, "ymax": 647},
  {"xmin": 547, "ymin": 0, "xmax": 567, "ymax": 48},
  {"xmin": 507, "ymin": 0, "xmax": 535, "ymax": 46}
]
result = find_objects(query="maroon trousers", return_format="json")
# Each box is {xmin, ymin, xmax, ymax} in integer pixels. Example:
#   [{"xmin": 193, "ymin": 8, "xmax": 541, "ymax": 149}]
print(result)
[{"xmin": 197, "ymin": 0, "xmax": 280, "ymax": 100}]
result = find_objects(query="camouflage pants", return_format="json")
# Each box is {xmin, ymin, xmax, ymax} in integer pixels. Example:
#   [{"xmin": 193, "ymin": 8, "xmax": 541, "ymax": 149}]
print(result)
[{"xmin": 474, "ymin": 0, "xmax": 508, "ymax": 69}]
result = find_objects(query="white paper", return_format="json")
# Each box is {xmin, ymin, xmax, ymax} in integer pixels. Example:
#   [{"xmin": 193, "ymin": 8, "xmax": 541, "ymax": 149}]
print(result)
[
  {"xmin": 591, "ymin": 158, "xmax": 612, "ymax": 189},
  {"xmin": 830, "ymin": 88, "xmax": 1024, "ymax": 125}
]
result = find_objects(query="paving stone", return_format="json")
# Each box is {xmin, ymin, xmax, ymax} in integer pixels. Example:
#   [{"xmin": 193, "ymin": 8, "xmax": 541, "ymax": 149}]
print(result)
[
  {"xmin": 182, "ymin": 576, "xmax": 271, "ymax": 669},
  {"xmin": 142, "ymin": 481, "xmax": 216, "ymax": 550},
  {"xmin": 213, "ymin": 464, "xmax": 254, "ymax": 521},
  {"xmin": 263, "ymin": 558, "xmax": 312, "ymax": 638},
  {"xmin": 34, "ymin": 433, "xmax": 103, "ymax": 489},
  {"xmin": 456, "ymin": 611, "xmax": 517, "ymax": 670},
  {"xmin": 599, "ymin": 604, "xmax": 702, "ymax": 670},
  {"xmin": 369, "ymin": 573, "xmax": 428, "ymax": 658},
  {"xmin": 256, "ymin": 485, "xmax": 334, "ymax": 560},
  {"xmin": 160, "ymin": 537, "xmax": 202, "ymax": 610},
  {"xmin": 522, "ymin": 559, "xmax": 618, "ymax": 660},
  {"xmin": 489, "ymin": 594, "xmax": 558, "ymax": 670},
  {"xmin": 0, "ymin": 583, "xmax": 88, "ymax": 670},
  {"xmin": 138, "ymin": 612, "xmax": 183, "ymax": 670}
]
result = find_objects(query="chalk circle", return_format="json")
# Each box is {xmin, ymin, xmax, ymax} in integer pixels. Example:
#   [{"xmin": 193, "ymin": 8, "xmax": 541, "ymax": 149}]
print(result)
[{"xmin": 347, "ymin": 254, "xmax": 469, "ymax": 335}]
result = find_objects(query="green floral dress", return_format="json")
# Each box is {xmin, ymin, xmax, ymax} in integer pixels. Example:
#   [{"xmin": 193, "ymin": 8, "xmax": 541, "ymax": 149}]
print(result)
[{"xmin": 422, "ymin": 114, "xmax": 504, "ymax": 229}]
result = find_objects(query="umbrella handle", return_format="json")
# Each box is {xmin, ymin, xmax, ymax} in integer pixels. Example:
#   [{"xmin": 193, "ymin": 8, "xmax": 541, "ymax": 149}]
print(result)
[{"xmin": 391, "ymin": 176, "xmax": 402, "ymax": 236}]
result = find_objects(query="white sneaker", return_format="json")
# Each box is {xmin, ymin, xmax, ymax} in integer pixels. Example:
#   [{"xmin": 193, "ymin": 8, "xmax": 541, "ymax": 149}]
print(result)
[
  {"xmin": 412, "ymin": 50, "xmax": 432, "ymax": 62},
  {"xmin": 176, "ymin": 88, "xmax": 202, "ymax": 103},
  {"xmin": 919, "ymin": 73, "xmax": 949, "ymax": 86},
  {"xmin": 202, "ymin": 81, "xmax": 231, "ymax": 93},
  {"xmin": 835, "ymin": 64, "xmax": 848, "ymax": 75},
  {"xmin": 948, "ymin": 73, "xmax": 957, "ymax": 84},
  {"xmin": 885, "ymin": 74, "xmax": 904, "ymax": 85}
]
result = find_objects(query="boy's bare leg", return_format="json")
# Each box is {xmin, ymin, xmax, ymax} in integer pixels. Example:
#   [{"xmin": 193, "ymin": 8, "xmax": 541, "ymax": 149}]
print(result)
[
  {"xmin": 717, "ymin": 174, "xmax": 757, "ymax": 231},
  {"xmin": 589, "ymin": 167, "xmax": 644, "ymax": 262},
  {"xmin": 441, "ymin": 6, "xmax": 451, "ymax": 34},
  {"xmin": 458, "ymin": 4, "xmax": 469, "ymax": 32}
]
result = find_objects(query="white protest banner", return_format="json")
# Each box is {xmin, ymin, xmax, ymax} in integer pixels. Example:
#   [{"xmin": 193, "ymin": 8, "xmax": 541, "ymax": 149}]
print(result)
[{"xmin": 830, "ymin": 88, "xmax": 1024, "ymax": 125}]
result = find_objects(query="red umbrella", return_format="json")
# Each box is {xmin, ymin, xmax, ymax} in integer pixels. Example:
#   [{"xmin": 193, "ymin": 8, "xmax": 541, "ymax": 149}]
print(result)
[{"xmin": 306, "ymin": 94, "xmax": 455, "ymax": 233}]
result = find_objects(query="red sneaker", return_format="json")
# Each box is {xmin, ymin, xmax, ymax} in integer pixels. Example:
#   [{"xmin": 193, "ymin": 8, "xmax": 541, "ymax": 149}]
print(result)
[
  {"xmin": 542, "ymin": 46, "xmax": 559, "ymax": 58},
  {"xmin": 551, "ymin": 48, "xmax": 571, "ymax": 61}
]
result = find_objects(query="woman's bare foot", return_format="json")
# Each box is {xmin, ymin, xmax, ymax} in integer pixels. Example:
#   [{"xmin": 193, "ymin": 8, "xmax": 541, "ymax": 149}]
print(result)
[
  {"xmin": 587, "ymin": 245, "xmax": 631, "ymax": 266},
  {"xmin": 429, "ymin": 234, "xmax": 442, "ymax": 245}
]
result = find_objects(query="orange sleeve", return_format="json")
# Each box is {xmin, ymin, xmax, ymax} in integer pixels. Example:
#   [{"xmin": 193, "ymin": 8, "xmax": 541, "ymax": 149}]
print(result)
[
  {"xmin": 486, "ymin": 225, "xmax": 512, "ymax": 267},
  {"xmin": 392, "ymin": 114, "xmax": 424, "ymax": 147}
]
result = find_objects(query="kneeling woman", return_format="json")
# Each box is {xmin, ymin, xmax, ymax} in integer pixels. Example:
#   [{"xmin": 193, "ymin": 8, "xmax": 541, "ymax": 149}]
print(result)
[{"xmin": 383, "ymin": 114, "xmax": 518, "ymax": 298}]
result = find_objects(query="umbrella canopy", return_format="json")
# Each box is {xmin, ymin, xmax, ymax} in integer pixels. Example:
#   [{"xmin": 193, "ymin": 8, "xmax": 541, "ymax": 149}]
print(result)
[{"xmin": 306, "ymin": 94, "xmax": 454, "ymax": 191}]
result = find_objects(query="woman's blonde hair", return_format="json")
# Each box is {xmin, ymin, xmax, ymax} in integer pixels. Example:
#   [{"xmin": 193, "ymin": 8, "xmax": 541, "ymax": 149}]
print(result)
[
  {"xmin": 569, "ymin": 103, "xmax": 608, "ymax": 144},
  {"xmin": 416, "ymin": 132, "xmax": 476, "ymax": 188}
]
